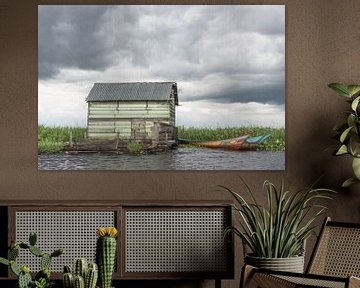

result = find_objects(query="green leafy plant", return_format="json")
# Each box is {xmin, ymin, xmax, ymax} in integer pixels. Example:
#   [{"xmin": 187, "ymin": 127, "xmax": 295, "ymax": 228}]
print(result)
[
  {"xmin": 0, "ymin": 232, "xmax": 63, "ymax": 288},
  {"xmin": 33, "ymin": 278, "xmax": 54, "ymax": 288},
  {"xmin": 328, "ymin": 83, "xmax": 360, "ymax": 187},
  {"xmin": 126, "ymin": 141, "xmax": 143, "ymax": 155},
  {"xmin": 221, "ymin": 179, "xmax": 334, "ymax": 258}
]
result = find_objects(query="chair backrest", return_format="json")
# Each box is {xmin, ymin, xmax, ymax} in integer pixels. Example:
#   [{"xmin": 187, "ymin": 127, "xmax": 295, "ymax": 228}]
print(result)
[{"xmin": 307, "ymin": 217, "xmax": 360, "ymax": 277}]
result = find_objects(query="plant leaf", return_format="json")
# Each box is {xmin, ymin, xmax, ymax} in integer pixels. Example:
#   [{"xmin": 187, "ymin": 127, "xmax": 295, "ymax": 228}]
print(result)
[
  {"xmin": 347, "ymin": 114, "xmax": 356, "ymax": 129},
  {"xmin": 349, "ymin": 135, "xmax": 360, "ymax": 156},
  {"xmin": 352, "ymin": 157, "xmax": 360, "ymax": 179},
  {"xmin": 340, "ymin": 126, "xmax": 353, "ymax": 143},
  {"xmin": 0, "ymin": 257, "xmax": 9, "ymax": 266},
  {"xmin": 328, "ymin": 83, "xmax": 351, "ymax": 97},
  {"xmin": 347, "ymin": 85, "xmax": 360, "ymax": 97},
  {"xmin": 342, "ymin": 177, "xmax": 360, "ymax": 188},
  {"xmin": 351, "ymin": 96, "xmax": 360, "ymax": 111},
  {"xmin": 336, "ymin": 145, "xmax": 348, "ymax": 155},
  {"xmin": 10, "ymin": 261, "xmax": 20, "ymax": 276}
]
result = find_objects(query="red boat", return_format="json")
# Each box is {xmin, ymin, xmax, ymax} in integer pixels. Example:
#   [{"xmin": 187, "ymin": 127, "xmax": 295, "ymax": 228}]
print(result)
[
  {"xmin": 178, "ymin": 134, "xmax": 270, "ymax": 151},
  {"xmin": 179, "ymin": 135, "xmax": 248, "ymax": 150}
]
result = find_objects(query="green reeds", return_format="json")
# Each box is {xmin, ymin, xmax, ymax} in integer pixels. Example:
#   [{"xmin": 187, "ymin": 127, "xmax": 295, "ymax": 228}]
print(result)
[
  {"xmin": 126, "ymin": 141, "xmax": 144, "ymax": 155},
  {"xmin": 38, "ymin": 125, "xmax": 86, "ymax": 154},
  {"xmin": 38, "ymin": 125, "xmax": 285, "ymax": 153}
]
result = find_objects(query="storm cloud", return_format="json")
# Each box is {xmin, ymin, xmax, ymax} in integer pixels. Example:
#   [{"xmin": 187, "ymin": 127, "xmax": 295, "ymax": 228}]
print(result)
[
  {"xmin": 38, "ymin": 5, "xmax": 285, "ymax": 126},
  {"xmin": 38, "ymin": 6, "xmax": 110, "ymax": 78}
]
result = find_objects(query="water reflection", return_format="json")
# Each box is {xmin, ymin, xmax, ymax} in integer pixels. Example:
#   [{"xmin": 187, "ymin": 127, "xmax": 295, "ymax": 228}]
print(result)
[{"xmin": 38, "ymin": 148, "xmax": 285, "ymax": 170}]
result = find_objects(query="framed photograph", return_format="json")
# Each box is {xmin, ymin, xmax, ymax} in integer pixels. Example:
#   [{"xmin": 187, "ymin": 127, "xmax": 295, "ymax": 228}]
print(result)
[{"xmin": 38, "ymin": 5, "xmax": 285, "ymax": 170}]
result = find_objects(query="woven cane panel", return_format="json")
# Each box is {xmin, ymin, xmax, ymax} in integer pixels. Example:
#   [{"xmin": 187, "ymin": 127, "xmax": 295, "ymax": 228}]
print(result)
[
  {"xmin": 251, "ymin": 273, "xmax": 297, "ymax": 288},
  {"xmin": 15, "ymin": 211, "xmax": 115, "ymax": 272},
  {"xmin": 277, "ymin": 275, "xmax": 345, "ymax": 288},
  {"xmin": 125, "ymin": 210, "xmax": 227, "ymax": 273},
  {"xmin": 310, "ymin": 226, "xmax": 360, "ymax": 277}
]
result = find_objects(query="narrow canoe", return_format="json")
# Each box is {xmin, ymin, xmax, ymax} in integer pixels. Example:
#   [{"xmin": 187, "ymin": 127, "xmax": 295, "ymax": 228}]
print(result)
[
  {"xmin": 178, "ymin": 134, "xmax": 271, "ymax": 150},
  {"xmin": 239, "ymin": 134, "xmax": 271, "ymax": 150}
]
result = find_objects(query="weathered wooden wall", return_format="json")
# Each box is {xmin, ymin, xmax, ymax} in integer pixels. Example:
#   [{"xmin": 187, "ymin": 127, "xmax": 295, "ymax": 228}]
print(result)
[
  {"xmin": 87, "ymin": 100, "xmax": 176, "ymax": 140},
  {"xmin": 170, "ymin": 90, "xmax": 176, "ymax": 126}
]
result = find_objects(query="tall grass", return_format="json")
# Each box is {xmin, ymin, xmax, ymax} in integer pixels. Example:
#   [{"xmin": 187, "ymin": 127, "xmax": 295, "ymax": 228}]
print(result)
[
  {"xmin": 38, "ymin": 125, "xmax": 285, "ymax": 153},
  {"xmin": 38, "ymin": 125, "xmax": 86, "ymax": 154},
  {"xmin": 177, "ymin": 126, "xmax": 285, "ymax": 151}
]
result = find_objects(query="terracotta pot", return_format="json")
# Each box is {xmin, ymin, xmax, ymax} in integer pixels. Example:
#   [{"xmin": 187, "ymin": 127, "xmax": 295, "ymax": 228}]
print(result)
[{"xmin": 245, "ymin": 254, "xmax": 305, "ymax": 273}]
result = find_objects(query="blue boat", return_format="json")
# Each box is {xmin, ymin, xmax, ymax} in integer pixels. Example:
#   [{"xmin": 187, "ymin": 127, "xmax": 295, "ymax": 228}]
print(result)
[{"xmin": 178, "ymin": 134, "xmax": 271, "ymax": 150}]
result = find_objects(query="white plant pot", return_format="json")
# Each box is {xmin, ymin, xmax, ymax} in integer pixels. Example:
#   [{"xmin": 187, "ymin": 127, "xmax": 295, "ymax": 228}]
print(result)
[{"xmin": 245, "ymin": 254, "xmax": 305, "ymax": 273}]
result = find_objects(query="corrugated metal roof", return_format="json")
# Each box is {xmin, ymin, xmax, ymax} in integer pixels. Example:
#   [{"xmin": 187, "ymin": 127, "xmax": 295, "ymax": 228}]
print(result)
[{"xmin": 86, "ymin": 82, "xmax": 178, "ymax": 104}]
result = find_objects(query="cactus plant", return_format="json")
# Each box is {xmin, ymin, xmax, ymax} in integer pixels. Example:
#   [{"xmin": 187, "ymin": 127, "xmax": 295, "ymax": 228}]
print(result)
[
  {"xmin": 63, "ymin": 272, "xmax": 74, "ymax": 288},
  {"xmin": 19, "ymin": 267, "xmax": 32, "ymax": 288},
  {"xmin": 0, "ymin": 232, "xmax": 63, "ymax": 288},
  {"xmin": 62, "ymin": 259, "xmax": 98, "ymax": 288},
  {"xmin": 10, "ymin": 260, "xmax": 21, "ymax": 276},
  {"xmin": 41, "ymin": 253, "xmax": 52, "ymax": 270},
  {"xmin": 0, "ymin": 257, "xmax": 9, "ymax": 266},
  {"xmin": 74, "ymin": 275, "xmax": 85, "ymax": 288},
  {"xmin": 29, "ymin": 232, "xmax": 37, "ymax": 246},
  {"xmin": 29, "ymin": 245, "xmax": 45, "ymax": 257},
  {"xmin": 9, "ymin": 246, "xmax": 19, "ymax": 260},
  {"xmin": 35, "ymin": 267, "xmax": 51, "ymax": 283},
  {"xmin": 96, "ymin": 227, "xmax": 118, "ymax": 288},
  {"xmin": 74, "ymin": 258, "xmax": 88, "ymax": 279},
  {"xmin": 85, "ymin": 262, "xmax": 98, "ymax": 288}
]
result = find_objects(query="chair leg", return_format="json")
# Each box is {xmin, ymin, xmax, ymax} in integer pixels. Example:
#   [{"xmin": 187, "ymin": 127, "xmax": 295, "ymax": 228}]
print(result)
[{"xmin": 215, "ymin": 278, "xmax": 221, "ymax": 288}]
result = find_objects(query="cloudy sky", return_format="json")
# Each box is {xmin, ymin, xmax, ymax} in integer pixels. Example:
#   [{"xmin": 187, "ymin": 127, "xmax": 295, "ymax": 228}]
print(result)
[{"xmin": 38, "ymin": 5, "xmax": 285, "ymax": 128}]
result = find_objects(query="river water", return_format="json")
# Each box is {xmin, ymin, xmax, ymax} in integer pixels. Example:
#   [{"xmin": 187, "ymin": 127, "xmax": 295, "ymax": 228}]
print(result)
[{"xmin": 38, "ymin": 148, "xmax": 285, "ymax": 170}]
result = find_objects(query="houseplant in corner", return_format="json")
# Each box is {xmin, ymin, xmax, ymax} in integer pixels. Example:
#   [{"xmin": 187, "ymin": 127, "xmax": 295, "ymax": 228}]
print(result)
[
  {"xmin": 328, "ymin": 83, "xmax": 360, "ymax": 187},
  {"xmin": 221, "ymin": 178, "xmax": 334, "ymax": 273}
]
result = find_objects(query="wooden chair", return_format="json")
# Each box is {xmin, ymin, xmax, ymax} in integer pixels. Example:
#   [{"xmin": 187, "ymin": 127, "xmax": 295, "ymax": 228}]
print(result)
[{"xmin": 241, "ymin": 217, "xmax": 360, "ymax": 288}]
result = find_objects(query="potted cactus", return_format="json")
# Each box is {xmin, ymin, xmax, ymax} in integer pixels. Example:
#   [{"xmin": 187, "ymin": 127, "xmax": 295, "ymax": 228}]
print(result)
[
  {"xmin": 62, "ymin": 258, "xmax": 98, "ymax": 288},
  {"xmin": 96, "ymin": 227, "xmax": 118, "ymax": 288},
  {"xmin": 0, "ymin": 232, "xmax": 63, "ymax": 288}
]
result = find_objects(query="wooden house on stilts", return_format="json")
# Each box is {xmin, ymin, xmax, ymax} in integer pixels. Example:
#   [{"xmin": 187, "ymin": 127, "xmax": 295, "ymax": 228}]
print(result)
[{"xmin": 80, "ymin": 82, "xmax": 179, "ymax": 152}]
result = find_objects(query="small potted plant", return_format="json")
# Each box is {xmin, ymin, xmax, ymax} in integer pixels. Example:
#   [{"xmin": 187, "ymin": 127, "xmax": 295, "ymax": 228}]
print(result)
[
  {"xmin": 0, "ymin": 232, "xmax": 63, "ymax": 288},
  {"xmin": 96, "ymin": 227, "xmax": 118, "ymax": 288},
  {"xmin": 221, "ymin": 178, "xmax": 334, "ymax": 273},
  {"xmin": 328, "ymin": 83, "xmax": 360, "ymax": 187},
  {"xmin": 62, "ymin": 258, "xmax": 98, "ymax": 288}
]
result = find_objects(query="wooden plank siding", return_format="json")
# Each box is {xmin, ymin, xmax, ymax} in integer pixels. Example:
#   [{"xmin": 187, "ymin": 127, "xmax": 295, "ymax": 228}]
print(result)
[
  {"xmin": 169, "ymin": 95, "xmax": 176, "ymax": 127},
  {"xmin": 87, "ymin": 100, "xmax": 175, "ymax": 140}
]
